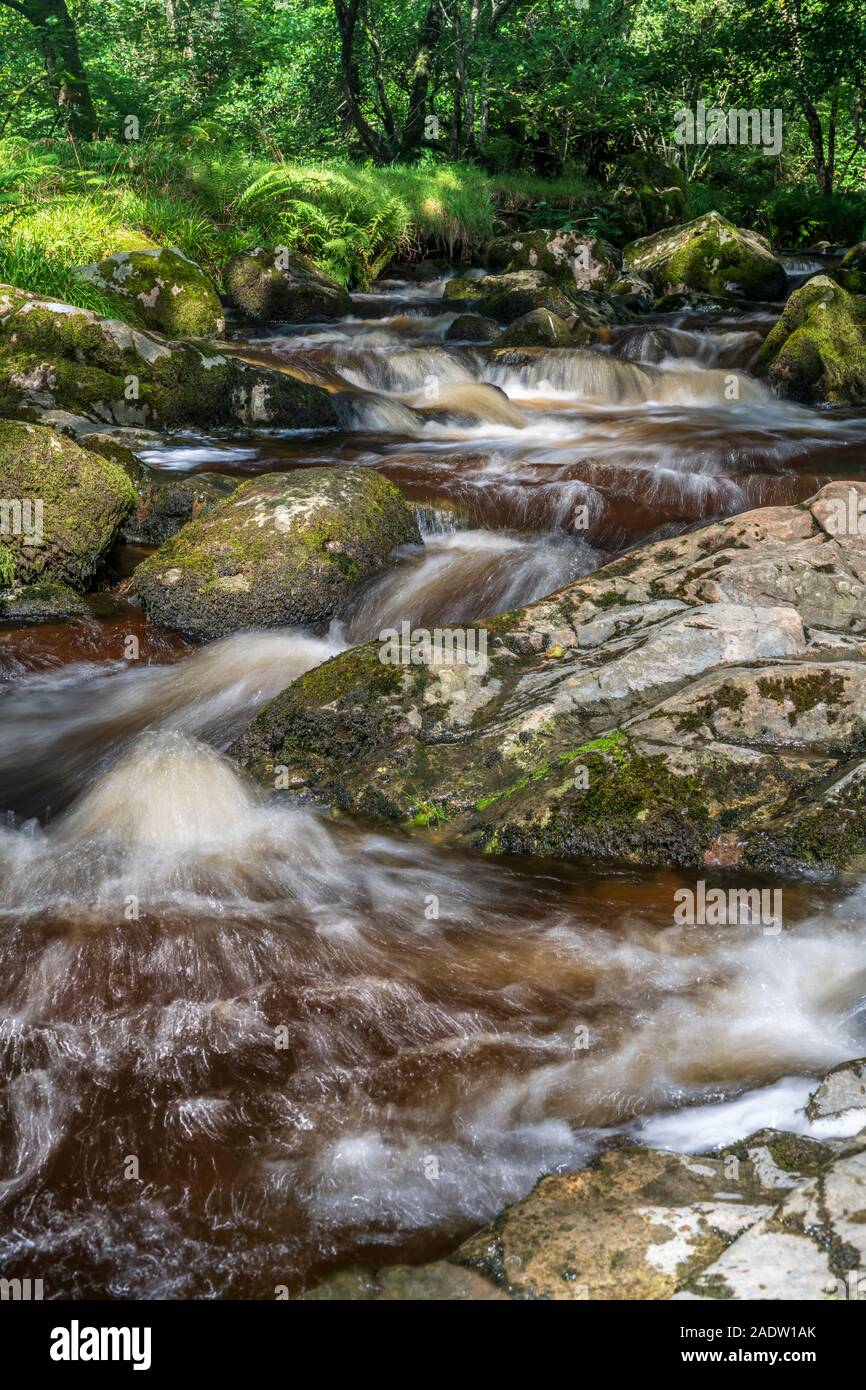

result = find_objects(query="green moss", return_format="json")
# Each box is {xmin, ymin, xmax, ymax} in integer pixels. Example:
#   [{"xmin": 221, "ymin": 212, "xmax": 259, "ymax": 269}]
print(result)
[
  {"xmin": 756, "ymin": 670, "xmax": 845, "ymax": 723},
  {"xmin": 754, "ymin": 277, "xmax": 866, "ymax": 405},
  {"xmin": 0, "ymin": 542, "xmax": 13, "ymax": 589}
]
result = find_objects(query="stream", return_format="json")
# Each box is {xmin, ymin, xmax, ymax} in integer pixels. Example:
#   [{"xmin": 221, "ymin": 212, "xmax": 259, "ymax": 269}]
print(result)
[{"xmin": 2, "ymin": 259, "xmax": 866, "ymax": 1297}]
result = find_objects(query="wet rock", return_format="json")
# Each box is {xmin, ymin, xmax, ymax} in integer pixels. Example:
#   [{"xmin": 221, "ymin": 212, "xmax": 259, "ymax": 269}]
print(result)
[
  {"xmin": 754, "ymin": 276, "xmax": 866, "ymax": 406},
  {"xmin": 231, "ymin": 482, "xmax": 866, "ymax": 874},
  {"xmin": 224, "ymin": 247, "xmax": 352, "ymax": 322},
  {"xmin": 493, "ymin": 308, "xmax": 574, "ymax": 348},
  {"xmin": 0, "ymin": 286, "xmax": 337, "ymax": 431},
  {"xmin": 653, "ymin": 290, "xmax": 744, "ymax": 313},
  {"xmin": 807, "ymin": 1058, "xmax": 866, "ymax": 1123},
  {"xmin": 451, "ymin": 1147, "xmax": 783, "ymax": 1299},
  {"xmin": 120, "ymin": 465, "xmax": 239, "ymax": 546},
  {"xmin": 474, "ymin": 270, "xmax": 577, "ymax": 324},
  {"xmin": 133, "ymin": 466, "xmax": 419, "ymax": 641},
  {"xmin": 833, "ymin": 242, "xmax": 866, "ymax": 295},
  {"xmin": 624, "ymin": 212, "xmax": 787, "ymax": 302},
  {"xmin": 0, "ymin": 419, "xmax": 134, "ymax": 590},
  {"xmin": 444, "ymin": 313, "xmax": 499, "ymax": 343},
  {"xmin": 74, "ymin": 247, "xmax": 225, "ymax": 338},
  {"xmin": 0, "ymin": 582, "xmax": 88, "ymax": 623},
  {"xmin": 608, "ymin": 272, "xmax": 655, "ymax": 311}
]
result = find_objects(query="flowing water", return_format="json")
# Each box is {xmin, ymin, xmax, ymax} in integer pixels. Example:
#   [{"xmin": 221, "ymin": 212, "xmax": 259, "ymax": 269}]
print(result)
[{"xmin": 2, "ymin": 265, "xmax": 866, "ymax": 1298}]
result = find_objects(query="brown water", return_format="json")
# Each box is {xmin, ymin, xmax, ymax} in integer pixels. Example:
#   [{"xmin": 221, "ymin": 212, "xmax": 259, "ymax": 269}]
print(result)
[{"xmin": 2, "ymin": 264, "xmax": 866, "ymax": 1299}]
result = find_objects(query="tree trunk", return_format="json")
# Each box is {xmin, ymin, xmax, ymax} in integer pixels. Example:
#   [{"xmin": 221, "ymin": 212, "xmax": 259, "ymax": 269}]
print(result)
[
  {"xmin": 398, "ymin": 1, "xmax": 446, "ymax": 160},
  {"xmin": 332, "ymin": 0, "xmax": 388, "ymax": 160},
  {"xmin": 1, "ymin": 0, "xmax": 97, "ymax": 139}
]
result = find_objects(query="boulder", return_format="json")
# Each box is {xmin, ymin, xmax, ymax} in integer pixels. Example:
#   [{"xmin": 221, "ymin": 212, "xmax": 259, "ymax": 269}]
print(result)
[
  {"xmin": 754, "ymin": 276, "xmax": 866, "ymax": 405},
  {"xmin": 493, "ymin": 308, "xmax": 574, "ymax": 348},
  {"xmin": 475, "ymin": 271, "xmax": 578, "ymax": 324},
  {"xmin": 497, "ymin": 230, "xmax": 621, "ymax": 290},
  {"xmin": 0, "ymin": 419, "xmax": 134, "ymax": 590},
  {"xmin": 74, "ymin": 247, "xmax": 224, "ymax": 338},
  {"xmin": 230, "ymin": 482, "xmax": 866, "ymax": 874},
  {"xmin": 224, "ymin": 248, "xmax": 352, "ymax": 322},
  {"xmin": 624, "ymin": 212, "xmax": 787, "ymax": 301},
  {"xmin": 807, "ymin": 1058, "xmax": 866, "ymax": 1124},
  {"xmin": 444, "ymin": 313, "xmax": 499, "ymax": 343},
  {"xmin": 132, "ymin": 466, "xmax": 419, "ymax": 641},
  {"xmin": 833, "ymin": 242, "xmax": 866, "ymax": 295},
  {"xmin": 0, "ymin": 287, "xmax": 338, "ymax": 431}
]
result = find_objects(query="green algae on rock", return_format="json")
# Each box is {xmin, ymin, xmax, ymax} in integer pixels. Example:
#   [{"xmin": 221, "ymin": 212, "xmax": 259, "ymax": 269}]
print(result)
[
  {"xmin": 754, "ymin": 276, "xmax": 866, "ymax": 405},
  {"xmin": 74, "ymin": 247, "xmax": 225, "ymax": 338},
  {"xmin": 0, "ymin": 418, "xmax": 134, "ymax": 590},
  {"xmin": 495, "ymin": 230, "xmax": 621, "ymax": 289},
  {"xmin": 623, "ymin": 211, "xmax": 787, "ymax": 301},
  {"xmin": 224, "ymin": 247, "xmax": 352, "ymax": 322},
  {"xmin": 493, "ymin": 307, "xmax": 574, "ymax": 348},
  {"xmin": 0, "ymin": 286, "xmax": 337, "ymax": 431},
  {"xmin": 132, "ymin": 466, "xmax": 420, "ymax": 641},
  {"xmin": 0, "ymin": 582, "xmax": 89, "ymax": 623},
  {"xmin": 230, "ymin": 481, "xmax": 866, "ymax": 875}
]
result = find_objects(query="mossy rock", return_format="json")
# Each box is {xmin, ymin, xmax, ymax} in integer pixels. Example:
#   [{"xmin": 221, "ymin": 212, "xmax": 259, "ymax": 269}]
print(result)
[
  {"xmin": 617, "ymin": 152, "xmax": 688, "ymax": 195},
  {"xmin": 475, "ymin": 271, "xmax": 576, "ymax": 324},
  {"xmin": 754, "ymin": 276, "xmax": 866, "ymax": 405},
  {"xmin": 224, "ymin": 248, "xmax": 352, "ymax": 322},
  {"xmin": 444, "ymin": 313, "xmax": 499, "ymax": 342},
  {"xmin": 0, "ymin": 541, "xmax": 15, "ymax": 588},
  {"xmin": 0, "ymin": 582, "xmax": 88, "ymax": 623},
  {"xmin": 132, "ymin": 466, "xmax": 420, "ymax": 641},
  {"xmin": 74, "ymin": 248, "xmax": 225, "ymax": 338},
  {"xmin": 0, "ymin": 418, "xmax": 135, "ymax": 589},
  {"xmin": 0, "ymin": 287, "xmax": 337, "ymax": 431},
  {"xmin": 501, "ymin": 230, "xmax": 621, "ymax": 289},
  {"xmin": 442, "ymin": 276, "xmax": 484, "ymax": 304},
  {"xmin": 624, "ymin": 212, "xmax": 787, "ymax": 301},
  {"xmin": 833, "ymin": 242, "xmax": 866, "ymax": 295},
  {"xmin": 608, "ymin": 272, "xmax": 655, "ymax": 310},
  {"xmin": 493, "ymin": 307, "xmax": 574, "ymax": 348}
]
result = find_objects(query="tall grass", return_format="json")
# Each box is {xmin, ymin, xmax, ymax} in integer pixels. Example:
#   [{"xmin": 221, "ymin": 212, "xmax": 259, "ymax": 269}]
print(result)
[{"xmin": 0, "ymin": 135, "xmax": 588, "ymax": 307}]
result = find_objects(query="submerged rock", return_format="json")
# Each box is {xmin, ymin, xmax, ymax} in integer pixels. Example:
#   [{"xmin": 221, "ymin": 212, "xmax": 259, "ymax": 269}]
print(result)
[
  {"xmin": 0, "ymin": 286, "xmax": 337, "ymax": 431},
  {"xmin": 0, "ymin": 419, "xmax": 134, "ymax": 590},
  {"xmin": 231, "ymin": 481, "xmax": 866, "ymax": 875},
  {"xmin": 224, "ymin": 247, "xmax": 352, "ymax": 322},
  {"xmin": 754, "ymin": 276, "xmax": 866, "ymax": 405},
  {"xmin": 74, "ymin": 247, "xmax": 225, "ymax": 338},
  {"xmin": 132, "ymin": 466, "xmax": 419, "ymax": 641},
  {"xmin": 624, "ymin": 212, "xmax": 787, "ymax": 302}
]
